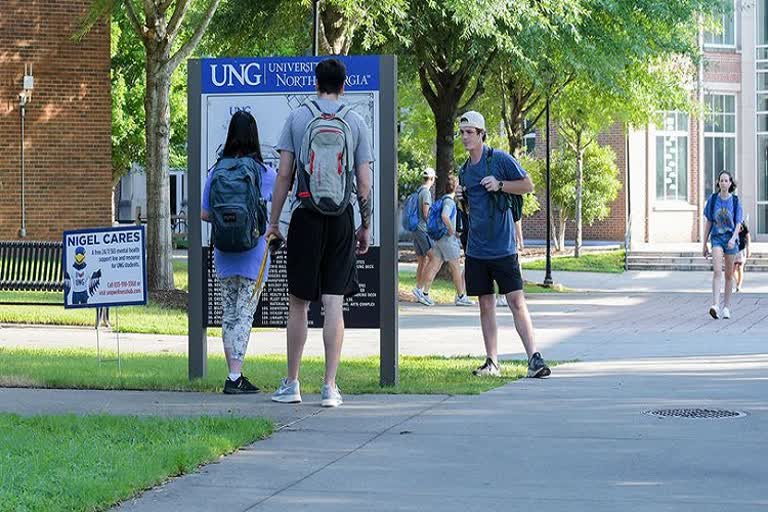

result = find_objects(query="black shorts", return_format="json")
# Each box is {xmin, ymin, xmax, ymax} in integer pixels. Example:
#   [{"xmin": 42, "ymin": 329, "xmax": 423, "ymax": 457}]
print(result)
[
  {"xmin": 465, "ymin": 254, "xmax": 524, "ymax": 297},
  {"xmin": 287, "ymin": 205, "xmax": 359, "ymax": 301}
]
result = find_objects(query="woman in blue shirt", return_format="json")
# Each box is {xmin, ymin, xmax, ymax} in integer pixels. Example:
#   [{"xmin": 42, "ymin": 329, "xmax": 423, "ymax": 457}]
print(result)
[
  {"xmin": 202, "ymin": 111, "xmax": 277, "ymax": 393},
  {"xmin": 702, "ymin": 171, "xmax": 743, "ymax": 320}
]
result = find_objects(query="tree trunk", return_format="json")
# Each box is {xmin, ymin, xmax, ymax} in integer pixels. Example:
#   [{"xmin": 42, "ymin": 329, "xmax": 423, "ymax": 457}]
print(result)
[
  {"xmin": 434, "ymin": 113, "xmax": 457, "ymax": 196},
  {"xmin": 557, "ymin": 213, "xmax": 567, "ymax": 253},
  {"xmin": 319, "ymin": 3, "xmax": 354, "ymax": 55},
  {"xmin": 145, "ymin": 55, "xmax": 174, "ymax": 291},
  {"xmin": 551, "ymin": 206, "xmax": 560, "ymax": 252},
  {"xmin": 574, "ymin": 148, "xmax": 584, "ymax": 258}
]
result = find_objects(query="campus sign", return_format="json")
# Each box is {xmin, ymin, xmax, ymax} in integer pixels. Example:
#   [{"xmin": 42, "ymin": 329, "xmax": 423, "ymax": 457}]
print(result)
[
  {"xmin": 187, "ymin": 55, "xmax": 399, "ymax": 383},
  {"xmin": 62, "ymin": 226, "xmax": 147, "ymax": 309}
]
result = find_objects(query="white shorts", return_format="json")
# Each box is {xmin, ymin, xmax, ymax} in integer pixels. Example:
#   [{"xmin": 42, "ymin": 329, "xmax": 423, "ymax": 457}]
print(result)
[{"xmin": 735, "ymin": 250, "xmax": 746, "ymax": 265}]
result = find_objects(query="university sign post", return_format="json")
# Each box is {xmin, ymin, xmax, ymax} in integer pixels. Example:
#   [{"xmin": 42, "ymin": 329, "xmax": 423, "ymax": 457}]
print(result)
[{"xmin": 187, "ymin": 55, "xmax": 399, "ymax": 385}]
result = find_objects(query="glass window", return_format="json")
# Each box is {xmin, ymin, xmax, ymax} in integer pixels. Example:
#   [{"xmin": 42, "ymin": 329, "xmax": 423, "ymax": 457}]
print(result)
[
  {"xmin": 705, "ymin": 1, "xmax": 736, "ymax": 47},
  {"xmin": 704, "ymin": 94, "xmax": 737, "ymax": 195},
  {"xmin": 522, "ymin": 119, "xmax": 536, "ymax": 154},
  {"xmin": 656, "ymin": 111, "xmax": 689, "ymax": 201}
]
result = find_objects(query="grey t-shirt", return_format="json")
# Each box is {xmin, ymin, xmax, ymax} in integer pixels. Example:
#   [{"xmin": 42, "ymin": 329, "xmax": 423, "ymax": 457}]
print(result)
[
  {"xmin": 417, "ymin": 185, "xmax": 432, "ymax": 232},
  {"xmin": 441, "ymin": 195, "xmax": 457, "ymax": 232},
  {"xmin": 276, "ymin": 98, "xmax": 373, "ymax": 170}
]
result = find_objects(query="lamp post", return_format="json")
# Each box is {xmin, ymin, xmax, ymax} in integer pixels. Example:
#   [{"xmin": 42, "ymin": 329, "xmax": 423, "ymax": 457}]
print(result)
[
  {"xmin": 544, "ymin": 96, "xmax": 553, "ymax": 286},
  {"xmin": 312, "ymin": 0, "xmax": 320, "ymax": 56}
]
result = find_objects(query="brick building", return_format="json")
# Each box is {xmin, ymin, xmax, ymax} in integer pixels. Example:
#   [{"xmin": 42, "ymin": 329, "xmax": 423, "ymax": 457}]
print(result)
[
  {"xmin": 0, "ymin": 0, "xmax": 111, "ymax": 241},
  {"xmin": 523, "ymin": 1, "xmax": 767, "ymax": 245}
]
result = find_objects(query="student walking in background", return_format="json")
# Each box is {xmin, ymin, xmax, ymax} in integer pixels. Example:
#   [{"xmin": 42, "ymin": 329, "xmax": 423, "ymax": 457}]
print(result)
[{"xmin": 702, "ymin": 170, "xmax": 743, "ymax": 319}]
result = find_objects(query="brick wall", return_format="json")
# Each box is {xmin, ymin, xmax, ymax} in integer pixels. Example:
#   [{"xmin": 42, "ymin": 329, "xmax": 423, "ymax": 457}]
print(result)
[
  {"xmin": 522, "ymin": 122, "xmax": 628, "ymax": 242},
  {"xmin": 0, "ymin": 0, "xmax": 111, "ymax": 241}
]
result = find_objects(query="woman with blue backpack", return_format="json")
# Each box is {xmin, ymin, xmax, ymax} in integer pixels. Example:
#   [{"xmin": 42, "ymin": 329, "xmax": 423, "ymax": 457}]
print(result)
[
  {"xmin": 703, "ymin": 170, "xmax": 743, "ymax": 319},
  {"xmin": 201, "ymin": 110, "xmax": 277, "ymax": 394}
]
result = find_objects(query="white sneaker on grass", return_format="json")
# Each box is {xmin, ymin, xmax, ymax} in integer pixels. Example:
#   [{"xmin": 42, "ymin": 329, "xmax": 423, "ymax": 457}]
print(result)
[
  {"xmin": 271, "ymin": 378, "xmax": 302, "ymax": 403},
  {"xmin": 321, "ymin": 384, "xmax": 343, "ymax": 407}
]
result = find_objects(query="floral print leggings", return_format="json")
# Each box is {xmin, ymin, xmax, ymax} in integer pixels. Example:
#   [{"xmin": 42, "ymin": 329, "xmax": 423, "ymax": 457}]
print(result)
[{"xmin": 220, "ymin": 276, "xmax": 263, "ymax": 361}]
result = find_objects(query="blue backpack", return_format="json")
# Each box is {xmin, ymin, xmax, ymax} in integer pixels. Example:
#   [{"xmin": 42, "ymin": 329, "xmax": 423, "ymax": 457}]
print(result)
[
  {"xmin": 401, "ymin": 190, "xmax": 421, "ymax": 232},
  {"xmin": 427, "ymin": 195, "xmax": 455, "ymax": 240},
  {"xmin": 209, "ymin": 156, "xmax": 267, "ymax": 253}
]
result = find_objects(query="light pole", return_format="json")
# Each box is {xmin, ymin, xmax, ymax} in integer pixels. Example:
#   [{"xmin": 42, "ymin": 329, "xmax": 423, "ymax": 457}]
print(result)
[
  {"xmin": 312, "ymin": 0, "xmax": 320, "ymax": 56},
  {"xmin": 18, "ymin": 64, "xmax": 34, "ymax": 239},
  {"xmin": 544, "ymin": 96, "xmax": 553, "ymax": 286}
]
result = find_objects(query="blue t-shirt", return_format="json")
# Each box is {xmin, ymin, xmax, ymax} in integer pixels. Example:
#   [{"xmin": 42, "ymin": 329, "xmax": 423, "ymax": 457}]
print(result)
[
  {"xmin": 462, "ymin": 146, "xmax": 527, "ymax": 259},
  {"xmin": 704, "ymin": 193, "xmax": 743, "ymax": 243},
  {"xmin": 202, "ymin": 161, "xmax": 277, "ymax": 280}
]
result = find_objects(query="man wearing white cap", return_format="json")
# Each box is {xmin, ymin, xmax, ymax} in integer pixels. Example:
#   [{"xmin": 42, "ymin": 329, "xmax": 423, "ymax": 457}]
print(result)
[
  {"xmin": 455, "ymin": 110, "xmax": 551, "ymax": 378},
  {"xmin": 412, "ymin": 167, "xmax": 437, "ymax": 306}
]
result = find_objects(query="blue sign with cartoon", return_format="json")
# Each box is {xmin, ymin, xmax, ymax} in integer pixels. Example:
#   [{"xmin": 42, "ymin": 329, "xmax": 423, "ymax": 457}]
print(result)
[{"xmin": 62, "ymin": 226, "xmax": 147, "ymax": 308}]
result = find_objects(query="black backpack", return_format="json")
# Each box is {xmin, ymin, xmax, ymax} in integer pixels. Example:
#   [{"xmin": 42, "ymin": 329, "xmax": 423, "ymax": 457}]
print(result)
[{"xmin": 738, "ymin": 223, "xmax": 749, "ymax": 251}]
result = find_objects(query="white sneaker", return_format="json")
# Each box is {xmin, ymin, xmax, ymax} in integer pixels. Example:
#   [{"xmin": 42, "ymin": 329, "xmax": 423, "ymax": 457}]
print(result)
[
  {"xmin": 722, "ymin": 307, "xmax": 731, "ymax": 319},
  {"xmin": 321, "ymin": 384, "xmax": 343, "ymax": 407},
  {"xmin": 271, "ymin": 378, "xmax": 302, "ymax": 403},
  {"xmin": 472, "ymin": 358, "xmax": 501, "ymax": 377},
  {"xmin": 455, "ymin": 294, "xmax": 474, "ymax": 306},
  {"xmin": 709, "ymin": 305, "xmax": 719, "ymax": 319},
  {"xmin": 496, "ymin": 295, "xmax": 508, "ymax": 307}
]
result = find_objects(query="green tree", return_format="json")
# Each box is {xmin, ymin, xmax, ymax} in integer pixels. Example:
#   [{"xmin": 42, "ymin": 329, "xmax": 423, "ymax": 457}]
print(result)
[
  {"xmin": 83, "ymin": 0, "xmax": 223, "ymax": 291},
  {"xmin": 526, "ymin": 145, "xmax": 620, "ymax": 251}
]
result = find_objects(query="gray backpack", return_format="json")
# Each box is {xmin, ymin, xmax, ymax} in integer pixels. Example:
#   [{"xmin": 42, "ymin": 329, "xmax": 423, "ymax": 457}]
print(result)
[
  {"xmin": 209, "ymin": 156, "xmax": 267, "ymax": 252},
  {"xmin": 296, "ymin": 100, "xmax": 355, "ymax": 216}
]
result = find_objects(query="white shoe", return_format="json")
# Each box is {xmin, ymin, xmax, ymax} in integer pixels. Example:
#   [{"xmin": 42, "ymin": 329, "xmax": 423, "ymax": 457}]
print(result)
[
  {"xmin": 455, "ymin": 294, "xmax": 474, "ymax": 306},
  {"xmin": 496, "ymin": 295, "xmax": 508, "ymax": 307},
  {"xmin": 271, "ymin": 378, "xmax": 302, "ymax": 403},
  {"xmin": 321, "ymin": 384, "xmax": 343, "ymax": 408},
  {"xmin": 722, "ymin": 307, "xmax": 731, "ymax": 319},
  {"xmin": 709, "ymin": 305, "xmax": 719, "ymax": 319}
]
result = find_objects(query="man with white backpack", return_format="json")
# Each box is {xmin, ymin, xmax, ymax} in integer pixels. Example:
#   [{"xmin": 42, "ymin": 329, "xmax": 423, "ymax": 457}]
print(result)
[{"xmin": 266, "ymin": 58, "xmax": 373, "ymax": 408}]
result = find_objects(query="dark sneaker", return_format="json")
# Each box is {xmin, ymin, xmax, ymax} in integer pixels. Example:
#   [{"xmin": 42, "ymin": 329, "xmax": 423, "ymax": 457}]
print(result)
[
  {"xmin": 473, "ymin": 358, "xmax": 501, "ymax": 377},
  {"xmin": 527, "ymin": 352, "xmax": 551, "ymax": 378},
  {"xmin": 223, "ymin": 375, "xmax": 260, "ymax": 394}
]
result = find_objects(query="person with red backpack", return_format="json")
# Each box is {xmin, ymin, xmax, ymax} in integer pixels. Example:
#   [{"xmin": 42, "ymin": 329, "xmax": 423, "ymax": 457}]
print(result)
[
  {"xmin": 265, "ymin": 58, "xmax": 373, "ymax": 408},
  {"xmin": 455, "ymin": 111, "xmax": 550, "ymax": 378},
  {"xmin": 201, "ymin": 111, "xmax": 276, "ymax": 394}
]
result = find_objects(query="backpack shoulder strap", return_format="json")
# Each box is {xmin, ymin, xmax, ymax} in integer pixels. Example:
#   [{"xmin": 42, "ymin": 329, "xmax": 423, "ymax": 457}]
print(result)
[
  {"xmin": 707, "ymin": 192, "xmax": 717, "ymax": 220},
  {"xmin": 304, "ymin": 100, "xmax": 324, "ymax": 118},
  {"xmin": 335, "ymin": 103, "xmax": 352, "ymax": 119}
]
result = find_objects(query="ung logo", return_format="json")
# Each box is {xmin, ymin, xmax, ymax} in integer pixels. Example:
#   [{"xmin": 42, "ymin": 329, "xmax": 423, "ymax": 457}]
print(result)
[{"xmin": 210, "ymin": 63, "xmax": 263, "ymax": 87}]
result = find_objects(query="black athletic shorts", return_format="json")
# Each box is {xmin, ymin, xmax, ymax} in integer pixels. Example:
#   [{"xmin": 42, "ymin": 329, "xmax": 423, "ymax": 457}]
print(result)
[
  {"xmin": 287, "ymin": 205, "xmax": 359, "ymax": 301},
  {"xmin": 465, "ymin": 254, "xmax": 524, "ymax": 297}
]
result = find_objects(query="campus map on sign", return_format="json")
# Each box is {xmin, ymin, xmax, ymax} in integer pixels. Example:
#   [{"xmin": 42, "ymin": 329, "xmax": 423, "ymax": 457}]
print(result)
[
  {"xmin": 62, "ymin": 226, "xmax": 147, "ymax": 309},
  {"xmin": 199, "ymin": 56, "xmax": 382, "ymax": 328}
]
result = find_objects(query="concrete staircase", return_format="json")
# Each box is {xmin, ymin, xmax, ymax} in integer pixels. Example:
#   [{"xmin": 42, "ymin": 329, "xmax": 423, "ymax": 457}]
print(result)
[{"xmin": 627, "ymin": 250, "xmax": 768, "ymax": 272}]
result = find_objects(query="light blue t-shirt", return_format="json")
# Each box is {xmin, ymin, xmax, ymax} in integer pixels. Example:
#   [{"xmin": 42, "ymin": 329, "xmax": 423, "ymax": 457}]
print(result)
[
  {"xmin": 704, "ymin": 193, "xmax": 743, "ymax": 244},
  {"xmin": 202, "ymin": 160, "xmax": 277, "ymax": 280},
  {"xmin": 463, "ymin": 146, "xmax": 527, "ymax": 259}
]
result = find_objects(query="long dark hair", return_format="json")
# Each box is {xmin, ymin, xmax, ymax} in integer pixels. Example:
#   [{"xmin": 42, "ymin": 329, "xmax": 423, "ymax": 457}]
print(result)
[
  {"xmin": 717, "ymin": 170, "xmax": 737, "ymax": 194},
  {"xmin": 222, "ymin": 110, "xmax": 263, "ymax": 161}
]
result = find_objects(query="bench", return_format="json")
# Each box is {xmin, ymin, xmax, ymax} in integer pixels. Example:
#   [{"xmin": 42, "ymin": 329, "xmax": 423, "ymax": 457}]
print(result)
[{"xmin": 0, "ymin": 240, "xmax": 64, "ymax": 305}]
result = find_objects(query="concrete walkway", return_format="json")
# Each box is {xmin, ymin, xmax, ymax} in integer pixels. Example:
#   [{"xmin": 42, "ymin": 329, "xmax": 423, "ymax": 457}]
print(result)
[{"xmin": 1, "ymin": 275, "xmax": 766, "ymax": 510}]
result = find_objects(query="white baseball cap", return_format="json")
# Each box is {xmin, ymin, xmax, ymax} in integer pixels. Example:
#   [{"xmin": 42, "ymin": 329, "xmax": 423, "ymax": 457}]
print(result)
[
  {"xmin": 459, "ymin": 111, "xmax": 486, "ymax": 131},
  {"xmin": 422, "ymin": 167, "xmax": 436, "ymax": 179}
]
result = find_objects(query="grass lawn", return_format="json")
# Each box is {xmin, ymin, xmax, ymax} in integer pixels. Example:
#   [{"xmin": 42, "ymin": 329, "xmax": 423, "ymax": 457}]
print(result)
[
  {"xmin": 0, "ymin": 413, "xmax": 272, "ymax": 512},
  {"xmin": 398, "ymin": 270, "xmax": 560, "ymax": 304},
  {"xmin": 0, "ymin": 259, "xmax": 559, "ymax": 333},
  {"xmin": 0, "ymin": 348, "xmax": 535, "ymax": 395},
  {"xmin": 522, "ymin": 249, "xmax": 625, "ymax": 274}
]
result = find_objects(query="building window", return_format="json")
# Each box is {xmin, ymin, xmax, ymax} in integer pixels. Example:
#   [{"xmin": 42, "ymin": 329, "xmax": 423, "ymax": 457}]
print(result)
[
  {"xmin": 655, "ymin": 111, "xmax": 689, "ymax": 201},
  {"xmin": 522, "ymin": 120, "xmax": 536, "ymax": 154},
  {"xmin": 704, "ymin": 1, "xmax": 736, "ymax": 48},
  {"xmin": 704, "ymin": 94, "xmax": 737, "ymax": 195}
]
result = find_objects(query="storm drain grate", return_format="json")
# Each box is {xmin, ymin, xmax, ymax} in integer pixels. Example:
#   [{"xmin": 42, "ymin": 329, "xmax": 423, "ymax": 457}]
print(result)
[{"xmin": 643, "ymin": 408, "xmax": 746, "ymax": 419}]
